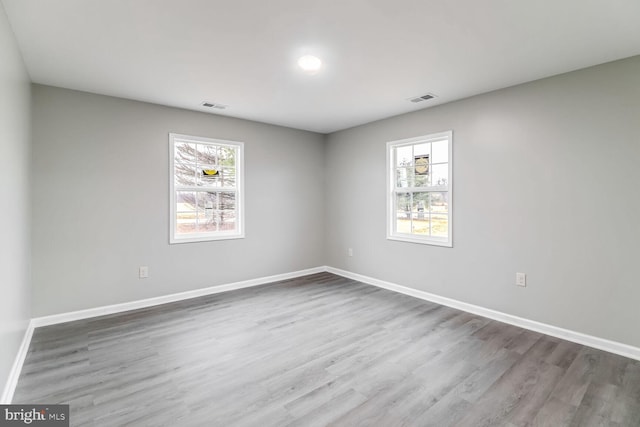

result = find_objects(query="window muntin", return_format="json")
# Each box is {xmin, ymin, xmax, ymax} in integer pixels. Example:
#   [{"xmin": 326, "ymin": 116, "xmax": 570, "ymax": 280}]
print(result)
[
  {"xmin": 170, "ymin": 133, "xmax": 244, "ymax": 243},
  {"xmin": 387, "ymin": 131, "xmax": 452, "ymax": 247}
]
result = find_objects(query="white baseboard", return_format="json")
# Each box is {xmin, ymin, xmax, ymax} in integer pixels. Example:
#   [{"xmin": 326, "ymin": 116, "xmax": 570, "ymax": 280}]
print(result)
[
  {"xmin": 32, "ymin": 266, "xmax": 325, "ymax": 327},
  {"xmin": 9, "ymin": 264, "xmax": 639, "ymax": 404},
  {"xmin": 1, "ymin": 320, "xmax": 35, "ymax": 404},
  {"xmin": 4, "ymin": 267, "xmax": 325, "ymax": 403},
  {"xmin": 326, "ymin": 266, "xmax": 640, "ymax": 362}
]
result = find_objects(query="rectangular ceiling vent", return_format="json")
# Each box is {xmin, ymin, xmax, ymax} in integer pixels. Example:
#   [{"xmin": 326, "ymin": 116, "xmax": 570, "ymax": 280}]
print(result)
[
  {"xmin": 409, "ymin": 93, "xmax": 437, "ymax": 103},
  {"xmin": 201, "ymin": 101, "xmax": 227, "ymax": 110}
]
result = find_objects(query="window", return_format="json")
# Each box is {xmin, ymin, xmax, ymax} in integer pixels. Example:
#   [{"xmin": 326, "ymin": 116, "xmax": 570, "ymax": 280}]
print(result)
[
  {"xmin": 387, "ymin": 131, "xmax": 453, "ymax": 247},
  {"xmin": 169, "ymin": 133, "xmax": 244, "ymax": 243}
]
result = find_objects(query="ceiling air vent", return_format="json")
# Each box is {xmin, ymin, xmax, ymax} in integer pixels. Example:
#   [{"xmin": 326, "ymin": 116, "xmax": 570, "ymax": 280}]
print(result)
[
  {"xmin": 201, "ymin": 101, "xmax": 227, "ymax": 110},
  {"xmin": 409, "ymin": 93, "xmax": 437, "ymax": 103}
]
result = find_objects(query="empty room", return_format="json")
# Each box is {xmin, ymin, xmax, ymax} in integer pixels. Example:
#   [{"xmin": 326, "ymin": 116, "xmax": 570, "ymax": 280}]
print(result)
[{"xmin": 1, "ymin": 0, "xmax": 639, "ymax": 426}]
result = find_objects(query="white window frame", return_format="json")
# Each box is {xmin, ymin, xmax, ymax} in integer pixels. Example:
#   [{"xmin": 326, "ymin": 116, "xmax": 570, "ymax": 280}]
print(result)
[
  {"xmin": 169, "ymin": 133, "xmax": 245, "ymax": 244},
  {"xmin": 386, "ymin": 130, "xmax": 453, "ymax": 247}
]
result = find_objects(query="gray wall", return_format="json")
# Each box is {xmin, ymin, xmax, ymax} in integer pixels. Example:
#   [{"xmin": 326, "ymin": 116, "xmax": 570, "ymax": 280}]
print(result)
[
  {"xmin": 31, "ymin": 85, "xmax": 325, "ymax": 316},
  {"xmin": 0, "ymin": 3, "xmax": 31, "ymax": 398},
  {"xmin": 325, "ymin": 56, "xmax": 640, "ymax": 348},
  {"xmin": 27, "ymin": 55, "xmax": 640, "ymax": 350}
]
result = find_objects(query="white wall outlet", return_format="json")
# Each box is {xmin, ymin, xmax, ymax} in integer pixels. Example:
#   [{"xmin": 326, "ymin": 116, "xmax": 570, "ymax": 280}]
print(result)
[
  {"xmin": 348, "ymin": 248, "xmax": 353, "ymax": 257},
  {"xmin": 139, "ymin": 266, "xmax": 149, "ymax": 279},
  {"xmin": 516, "ymin": 272, "xmax": 526, "ymax": 287}
]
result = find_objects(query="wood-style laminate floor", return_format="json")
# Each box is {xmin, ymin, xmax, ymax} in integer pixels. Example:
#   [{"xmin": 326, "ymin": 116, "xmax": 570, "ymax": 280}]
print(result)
[{"xmin": 13, "ymin": 273, "xmax": 640, "ymax": 426}]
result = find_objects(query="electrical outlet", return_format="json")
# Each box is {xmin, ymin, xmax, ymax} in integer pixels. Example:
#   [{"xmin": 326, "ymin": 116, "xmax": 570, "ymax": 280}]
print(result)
[
  {"xmin": 348, "ymin": 248, "xmax": 353, "ymax": 257},
  {"xmin": 516, "ymin": 272, "xmax": 526, "ymax": 287},
  {"xmin": 139, "ymin": 266, "xmax": 149, "ymax": 279}
]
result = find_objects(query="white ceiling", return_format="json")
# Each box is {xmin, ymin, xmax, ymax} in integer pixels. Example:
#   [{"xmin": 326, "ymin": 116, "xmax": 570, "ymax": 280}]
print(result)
[{"xmin": 3, "ymin": 0, "xmax": 640, "ymax": 134}]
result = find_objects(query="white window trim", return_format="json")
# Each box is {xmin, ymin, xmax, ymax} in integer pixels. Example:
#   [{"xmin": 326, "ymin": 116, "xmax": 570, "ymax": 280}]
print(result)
[
  {"xmin": 169, "ymin": 133, "xmax": 245, "ymax": 244},
  {"xmin": 386, "ymin": 130, "xmax": 453, "ymax": 247}
]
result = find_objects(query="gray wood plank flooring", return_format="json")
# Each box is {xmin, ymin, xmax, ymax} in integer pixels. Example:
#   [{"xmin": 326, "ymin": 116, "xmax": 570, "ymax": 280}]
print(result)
[{"xmin": 13, "ymin": 273, "xmax": 640, "ymax": 426}]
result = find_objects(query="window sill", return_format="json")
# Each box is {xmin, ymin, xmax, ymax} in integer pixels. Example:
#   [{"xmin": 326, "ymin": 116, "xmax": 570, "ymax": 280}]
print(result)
[
  {"xmin": 170, "ymin": 232, "xmax": 245, "ymax": 244},
  {"xmin": 387, "ymin": 234, "xmax": 452, "ymax": 247}
]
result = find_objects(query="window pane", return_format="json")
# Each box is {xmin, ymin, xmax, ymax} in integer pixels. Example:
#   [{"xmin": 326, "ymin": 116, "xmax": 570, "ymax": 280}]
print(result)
[
  {"xmin": 431, "ymin": 164, "xmax": 448, "ymax": 187},
  {"xmin": 395, "ymin": 146, "xmax": 413, "ymax": 166},
  {"xmin": 219, "ymin": 146, "xmax": 236, "ymax": 166},
  {"xmin": 395, "ymin": 217, "xmax": 411, "ymax": 234},
  {"xmin": 395, "ymin": 191, "xmax": 411, "ymax": 234},
  {"xmin": 198, "ymin": 218, "xmax": 218, "ymax": 232},
  {"xmin": 395, "ymin": 192, "xmax": 411, "ymax": 216},
  {"xmin": 430, "ymin": 192, "xmax": 449, "ymax": 213},
  {"xmin": 396, "ymin": 167, "xmax": 412, "ymax": 188},
  {"xmin": 220, "ymin": 210, "xmax": 236, "ymax": 231},
  {"xmin": 219, "ymin": 168, "xmax": 236, "ymax": 188},
  {"xmin": 176, "ymin": 192, "xmax": 196, "ymax": 211},
  {"xmin": 431, "ymin": 140, "xmax": 448, "ymax": 164},
  {"xmin": 414, "ymin": 143, "xmax": 431, "ymax": 186},
  {"xmin": 411, "ymin": 214, "xmax": 430, "ymax": 235},
  {"xmin": 196, "ymin": 144, "xmax": 217, "ymax": 166},
  {"xmin": 414, "ymin": 143, "xmax": 430, "ymax": 157},
  {"xmin": 176, "ymin": 191, "xmax": 197, "ymax": 235},
  {"xmin": 431, "ymin": 214, "xmax": 448, "ymax": 238},
  {"xmin": 414, "ymin": 168, "xmax": 430, "ymax": 187},
  {"xmin": 220, "ymin": 192, "xmax": 236, "ymax": 210},
  {"xmin": 396, "ymin": 167, "xmax": 432, "ymax": 188},
  {"xmin": 414, "ymin": 153, "xmax": 429, "ymax": 177},
  {"xmin": 176, "ymin": 217, "xmax": 197, "ymax": 234},
  {"xmin": 411, "ymin": 193, "xmax": 430, "ymax": 235},
  {"xmin": 174, "ymin": 142, "xmax": 196, "ymax": 163},
  {"xmin": 197, "ymin": 168, "xmax": 221, "ymax": 187},
  {"xmin": 175, "ymin": 161, "xmax": 196, "ymax": 186},
  {"xmin": 413, "ymin": 193, "xmax": 429, "ymax": 216},
  {"xmin": 197, "ymin": 192, "xmax": 217, "ymax": 217}
]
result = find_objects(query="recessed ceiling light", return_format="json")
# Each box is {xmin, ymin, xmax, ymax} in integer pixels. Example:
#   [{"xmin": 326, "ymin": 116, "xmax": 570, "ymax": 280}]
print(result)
[{"xmin": 297, "ymin": 55, "xmax": 322, "ymax": 74}]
